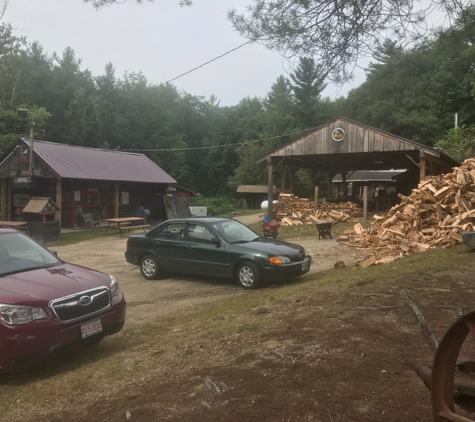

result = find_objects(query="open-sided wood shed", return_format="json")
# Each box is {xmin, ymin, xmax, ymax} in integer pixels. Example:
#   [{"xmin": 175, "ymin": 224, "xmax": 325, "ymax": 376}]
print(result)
[{"xmin": 257, "ymin": 117, "xmax": 460, "ymax": 218}]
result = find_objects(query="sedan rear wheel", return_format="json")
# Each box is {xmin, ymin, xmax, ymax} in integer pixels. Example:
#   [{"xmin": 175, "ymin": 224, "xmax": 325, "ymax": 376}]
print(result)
[
  {"xmin": 140, "ymin": 255, "xmax": 160, "ymax": 280},
  {"xmin": 237, "ymin": 261, "xmax": 262, "ymax": 290}
]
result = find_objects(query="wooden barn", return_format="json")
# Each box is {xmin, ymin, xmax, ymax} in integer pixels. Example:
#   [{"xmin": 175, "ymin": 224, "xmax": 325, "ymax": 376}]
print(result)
[
  {"xmin": 0, "ymin": 138, "xmax": 177, "ymax": 228},
  {"xmin": 257, "ymin": 117, "xmax": 459, "ymax": 218}
]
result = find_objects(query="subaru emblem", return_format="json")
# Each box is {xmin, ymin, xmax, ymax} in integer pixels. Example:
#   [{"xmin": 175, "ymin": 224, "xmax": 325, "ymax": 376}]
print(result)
[{"xmin": 78, "ymin": 295, "xmax": 92, "ymax": 306}]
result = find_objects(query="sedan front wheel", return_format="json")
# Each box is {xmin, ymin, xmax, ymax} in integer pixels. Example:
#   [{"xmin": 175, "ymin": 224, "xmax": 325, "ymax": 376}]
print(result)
[
  {"xmin": 237, "ymin": 261, "xmax": 262, "ymax": 290},
  {"xmin": 140, "ymin": 255, "xmax": 160, "ymax": 280}
]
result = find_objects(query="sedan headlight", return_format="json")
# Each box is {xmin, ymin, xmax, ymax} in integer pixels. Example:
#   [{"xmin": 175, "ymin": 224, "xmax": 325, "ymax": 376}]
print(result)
[
  {"xmin": 110, "ymin": 275, "xmax": 121, "ymax": 297},
  {"xmin": 269, "ymin": 256, "xmax": 290, "ymax": 265},
  {"xmin": 0, "ymin": 303, "xmax": 47, "ymax": 325}
]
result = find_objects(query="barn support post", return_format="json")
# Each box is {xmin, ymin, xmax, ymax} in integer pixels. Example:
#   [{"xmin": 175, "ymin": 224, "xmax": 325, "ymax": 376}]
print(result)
[
  {"xmin": 419, "ymin": 150, "xmax": 426, "ymax": 181},
  {"xmin": 114, "ymin": 182, "xmax": 119, "ymax": 218},
  {"xmin": 267, "ymin": 158, "xmax": 274, "ymax": 220},
  {"xmin": 289, "ymin": 166, "xmax": 296, "ymax": 194},
  {"xmin": 314, "ymin": 187, "xmax": 319, "ymax": 210},
  {"xmin": 309, "ymin": 168, "xmax": 316, "ymax": 200},
  {"xmin": 1, "ymin": 179, "xmax": 6, "ymax": 220},
  {"xmin": 327, "ymin": 173, "xmax": 334, "ymax": 201},
  {"xmin": 363, "ymin": 186, "xmax": 368, "ymax": 221},
  {"xmin": 56, "ymin": 178, "xmax": 62, "ymax": 223}
]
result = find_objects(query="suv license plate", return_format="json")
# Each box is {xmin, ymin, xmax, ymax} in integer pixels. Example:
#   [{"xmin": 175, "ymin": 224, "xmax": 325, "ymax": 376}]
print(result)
[
  {"xmin": 301, "ymin": 260, "xmax": 309, "ymax": 271},
  {"xmin": 81, "ymin": 318, "xmax": 103, "ymax": 339}
]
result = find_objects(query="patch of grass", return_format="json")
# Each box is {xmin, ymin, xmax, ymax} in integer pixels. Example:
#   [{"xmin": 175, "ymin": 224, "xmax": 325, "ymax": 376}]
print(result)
[
  {"xmin": 290, "ymin": 344, "xmax": 304, "ymax": 352},
  {"xmin": 248, "ymin": 220, "xmax": 372, "ymax": 240},
  {"xmin": 259, "ymin": 330, "xmax": 280, "ymax": 340},
  {"xmin": 47, "ymin": 222, "xmax": 160, "ymax": 247},
  {"xmin": 231, "ymin": 209, "xmax": 264, "ymax": 216},
  {"xmin": 48, "ymin": 229, "xmax": 108, "ymax": 247},
  {"xmin": 237, "ymin": 322, "xmax": 259, "ymax": 332},
  {"xmin": 235, "ymin": 352, "xmax": 253, "ymax": 362}
]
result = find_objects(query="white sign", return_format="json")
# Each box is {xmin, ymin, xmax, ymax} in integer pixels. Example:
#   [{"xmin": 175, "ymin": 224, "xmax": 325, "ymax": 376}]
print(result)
[
  {"xmin": 121, "ymin": 191, "xmax": 129, "ymax": 205},
  {"xmin": 332, "ymin": 128, "xmax": 345, "ymax": 142}
]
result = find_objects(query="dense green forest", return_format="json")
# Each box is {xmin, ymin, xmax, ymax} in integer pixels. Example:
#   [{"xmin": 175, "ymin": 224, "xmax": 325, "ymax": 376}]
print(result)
[{"xmin": 0, "ymin": 9, "xmax": 474, "ymax": 198}]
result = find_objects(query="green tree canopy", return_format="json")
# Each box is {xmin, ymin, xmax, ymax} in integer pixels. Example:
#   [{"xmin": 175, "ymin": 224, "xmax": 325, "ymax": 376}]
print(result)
[
  {"xmin": 229, "ymin": 0, "xmax": 475, "ymax": 85},
  {"xmin": 289, "ymin": 57, "xmax": 327, "ymax": 128}
]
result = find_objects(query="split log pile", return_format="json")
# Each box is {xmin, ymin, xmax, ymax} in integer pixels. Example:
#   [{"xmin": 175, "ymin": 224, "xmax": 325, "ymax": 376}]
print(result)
[
  {"xmin": 339, "ymin": 158, "xmax": 475, "ymax": 266},
  {"xmin": 274, "ymin": 194, "xmax": 315, "ymax": 225},
  {"xmin": 274, "ymin": 194, "xmax": 360, "ymax": 225},
  {"xmin": 319, "ymin": 201, "xmax": 363, "ymax": 216}
]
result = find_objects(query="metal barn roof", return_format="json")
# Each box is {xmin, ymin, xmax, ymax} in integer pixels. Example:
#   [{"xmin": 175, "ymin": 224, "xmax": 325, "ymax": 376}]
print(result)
[
  {"xmin": 332, "ymin": 170, "xmax": 407, "ymax": 183},
  {"xmin": 20, "ymin": 139, "xmax": 176, "ymax": 184}
]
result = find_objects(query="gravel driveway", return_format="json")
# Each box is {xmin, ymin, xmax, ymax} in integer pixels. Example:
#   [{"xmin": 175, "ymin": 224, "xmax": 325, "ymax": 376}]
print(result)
[{"xmin": 53, "ymin": 221, "xmax": 366, "ymax": 327}]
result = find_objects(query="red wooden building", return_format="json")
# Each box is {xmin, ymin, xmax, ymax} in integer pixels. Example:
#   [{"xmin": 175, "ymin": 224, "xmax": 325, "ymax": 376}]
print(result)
[{"xmin": 0, "ymin": 138, "xmax": 177, "ymax": 228}]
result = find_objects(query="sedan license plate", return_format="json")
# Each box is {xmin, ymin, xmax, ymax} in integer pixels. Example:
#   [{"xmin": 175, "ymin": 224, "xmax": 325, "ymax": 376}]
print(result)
[
  {"xmin": 301, "ymin": 260, "xmax": 309, "ymax": 271},
  {"xmin": 81, "ymin": 318, "xmax": 103, "ymax": 339}
]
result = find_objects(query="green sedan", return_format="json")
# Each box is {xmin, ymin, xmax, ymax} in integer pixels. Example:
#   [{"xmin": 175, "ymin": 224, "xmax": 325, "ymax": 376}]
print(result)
[{"xmin": 125, "ymin": 217, "xmax": 311, "ymax": 289}]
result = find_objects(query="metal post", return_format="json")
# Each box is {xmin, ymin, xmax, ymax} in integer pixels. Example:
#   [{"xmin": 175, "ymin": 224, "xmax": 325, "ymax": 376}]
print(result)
[
  {"xmin": 29, "ymin": 122, "xmax": 35, "ymax": 175},
  {"xmin": 267, "ymin": 158, "xmax": 274, "ymax": 220}
]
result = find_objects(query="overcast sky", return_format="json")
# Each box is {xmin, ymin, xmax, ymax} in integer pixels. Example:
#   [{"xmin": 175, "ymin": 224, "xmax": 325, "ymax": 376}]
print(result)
[{"xmin": 4, "ymin": 0, "xmax": 364, "ymax": 106}]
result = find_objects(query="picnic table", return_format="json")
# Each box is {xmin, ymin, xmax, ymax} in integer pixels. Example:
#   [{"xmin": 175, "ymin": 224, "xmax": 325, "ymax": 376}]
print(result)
[
  {"xmin": 0, "ymin": 221, "xmax": 28, "ymax": 232},
  {"xmin": 102, "ymin": 217, "xmax": 150, "ymax": 237}
]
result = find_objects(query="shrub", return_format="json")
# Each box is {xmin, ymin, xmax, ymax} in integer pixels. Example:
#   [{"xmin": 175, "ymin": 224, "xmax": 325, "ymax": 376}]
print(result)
[{"xmin": 189, "ymin": 196, "xmax": 238, "ymax": 216}]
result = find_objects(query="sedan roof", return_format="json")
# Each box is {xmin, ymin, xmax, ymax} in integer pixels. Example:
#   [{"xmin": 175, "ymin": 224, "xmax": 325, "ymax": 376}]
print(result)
[{"xmin": 165, "ymin": 217, "xmax": 235, "ymax": 224}]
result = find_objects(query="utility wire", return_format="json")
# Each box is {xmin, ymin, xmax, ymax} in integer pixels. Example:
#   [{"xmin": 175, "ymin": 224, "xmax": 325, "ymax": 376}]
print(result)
[
  {"xmin": 161, "ymin": 40, "xmax": 254, "ymax": 86},
  {"xmin": 122, "ymin": 127, "xmax": 317, "ymax": 152}
]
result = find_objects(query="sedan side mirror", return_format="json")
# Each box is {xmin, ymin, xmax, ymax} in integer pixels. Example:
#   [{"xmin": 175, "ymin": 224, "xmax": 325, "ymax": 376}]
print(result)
[
  {"xmin": 49, "ymin": 249, "xmax": 58, "ymax": 257},
  {"xmin": 211, "ymin": 237, "xmax": 221, "ymax": 246}
]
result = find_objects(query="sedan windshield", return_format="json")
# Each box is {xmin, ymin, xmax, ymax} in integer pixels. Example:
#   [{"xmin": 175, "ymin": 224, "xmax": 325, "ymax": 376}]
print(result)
[
  {"xmin": 0, "ymin": 232, "xmax": 61, "ymax": 276},
  {"xmin": 210, "ymin": 220, "xmax": 260, "ymax": 244}
]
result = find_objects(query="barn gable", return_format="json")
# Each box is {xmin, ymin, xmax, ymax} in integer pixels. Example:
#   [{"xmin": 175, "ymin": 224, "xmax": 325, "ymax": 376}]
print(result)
[{"xmin": 257, "ymin": 117, "xmax": 458, "ymax": 172}]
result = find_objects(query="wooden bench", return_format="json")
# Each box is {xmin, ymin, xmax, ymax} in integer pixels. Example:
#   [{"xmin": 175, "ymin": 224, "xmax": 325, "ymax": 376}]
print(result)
[
  {"xmin": 102, "ymin": 224, "xmax": 150, "ymax": 236},
  {"xmin": 103, "ymin": 217, "xmax": 149, "ymax": 237},
  {"xmin": 119, "ymin": 224, "xmax": 150, "ymax": 234}
]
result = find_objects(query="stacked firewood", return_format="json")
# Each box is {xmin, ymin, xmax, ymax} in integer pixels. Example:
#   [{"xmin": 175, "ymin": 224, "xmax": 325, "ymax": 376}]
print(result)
[
  {"xmin": 274, "ymin": 194, "xmax": 314, "ymax": 225},
  {"xmin": 340, "ymin": 158, "xmax": 475, "ymax": 266},
  {"xmin": 319, "ymin": 201, "xmax": 363, "ymax": 216},
  {"xmin": 274, "ymin": 194, "xmax": 358, "ymax": 225}
]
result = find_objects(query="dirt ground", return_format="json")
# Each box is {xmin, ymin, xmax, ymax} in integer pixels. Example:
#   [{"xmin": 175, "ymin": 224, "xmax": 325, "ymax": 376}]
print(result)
[
  {"xmin": 52, "ymin": 216, "xmax": 367, "ymax": 329},
  {"xmin": 3, "ymin": 217, "xmax": 475, "ymax": 422}
]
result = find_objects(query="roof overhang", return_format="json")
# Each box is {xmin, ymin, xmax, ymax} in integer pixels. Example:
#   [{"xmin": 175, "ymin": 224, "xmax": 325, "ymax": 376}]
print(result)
[{"xmin": 256, "ymin": 117, "xmax": 459, "ymax": 173}]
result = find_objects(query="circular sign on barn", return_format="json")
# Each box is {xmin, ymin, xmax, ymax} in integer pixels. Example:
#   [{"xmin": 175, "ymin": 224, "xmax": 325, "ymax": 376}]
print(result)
[{"xmin": 332, "ymin": 128, "xmax": 345, "ymax": 142}]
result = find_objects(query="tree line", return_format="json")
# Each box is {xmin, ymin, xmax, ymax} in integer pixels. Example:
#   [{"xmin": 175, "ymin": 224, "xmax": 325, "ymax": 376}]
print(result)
[{"xmin": 0, "ymin": 9, "xmax": 474, "ymax": 198}]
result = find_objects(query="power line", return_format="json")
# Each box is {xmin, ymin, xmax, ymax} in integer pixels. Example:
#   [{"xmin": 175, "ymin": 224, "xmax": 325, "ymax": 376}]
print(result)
[
  {"xmin": 122, "ymin": 127, "xmax": 317, "ymax": 152},
  {"xmin": 161, "ymin": 41, "xmax": 254, "ymax": 86}
]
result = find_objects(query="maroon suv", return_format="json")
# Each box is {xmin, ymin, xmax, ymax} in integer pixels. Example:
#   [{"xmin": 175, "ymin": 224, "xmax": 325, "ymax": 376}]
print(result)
[{"xmin": 0, "ymin": 228, "xmax": 126, "ymax": 372}]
